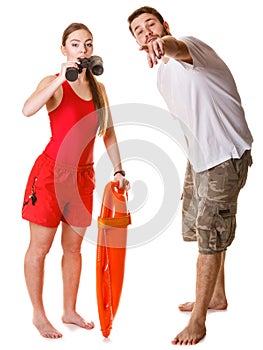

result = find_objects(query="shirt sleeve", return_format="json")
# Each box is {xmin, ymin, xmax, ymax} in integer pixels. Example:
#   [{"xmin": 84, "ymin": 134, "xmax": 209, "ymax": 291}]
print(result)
[{"xmin": 180, "ymin": 36, "xmax": 214, "ymax": 68}]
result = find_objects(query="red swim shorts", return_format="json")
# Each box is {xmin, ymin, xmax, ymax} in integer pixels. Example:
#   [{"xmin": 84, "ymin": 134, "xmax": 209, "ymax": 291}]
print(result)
[{"xmin": 22, "ymin": 153, "xmax": 95, "ymax": 228}]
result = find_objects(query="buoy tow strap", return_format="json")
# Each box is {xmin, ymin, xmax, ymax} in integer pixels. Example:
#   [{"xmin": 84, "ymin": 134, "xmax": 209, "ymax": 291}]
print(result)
[{"xmin": 97, "ymin": 213, "xmax": 131, "ymax": 228}]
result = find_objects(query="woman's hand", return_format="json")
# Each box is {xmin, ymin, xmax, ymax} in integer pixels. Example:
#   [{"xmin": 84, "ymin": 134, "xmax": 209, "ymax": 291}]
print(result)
[
  {"xmin": 113, "ymin": 173, "xmax": 130, "ymax": 191},
  {"xmin": 59, "ymin": 59, "xmax": 80, "ymax": 80}
]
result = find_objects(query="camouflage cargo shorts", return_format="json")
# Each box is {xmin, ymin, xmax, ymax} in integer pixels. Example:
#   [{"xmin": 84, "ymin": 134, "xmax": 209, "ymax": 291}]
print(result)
[{"xmin": 182, "ymin": 150, "xmax": 253, "ymax": 254}]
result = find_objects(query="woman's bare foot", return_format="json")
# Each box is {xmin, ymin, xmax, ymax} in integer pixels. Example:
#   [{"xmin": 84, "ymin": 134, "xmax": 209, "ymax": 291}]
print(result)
[
  {"xmin": 62, "ymin": 311, "xmax": 94, "ymax": 330},
  {"xmin": 33, "ymin": 315, "xmax": 62, "ymax": 339},
  {"xmin": 171, "ymin": 320, "xmax": 206, "ymax": 345},
  {"xmin": 178, "ymin": 299, "xmax": 228, "ymax": 312}
]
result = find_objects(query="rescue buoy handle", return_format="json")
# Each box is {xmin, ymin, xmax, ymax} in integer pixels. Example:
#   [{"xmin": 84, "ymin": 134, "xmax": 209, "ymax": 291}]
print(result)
[{"xmin": 111, "ymin": 181, "xmax": 128, "ymax": 199}]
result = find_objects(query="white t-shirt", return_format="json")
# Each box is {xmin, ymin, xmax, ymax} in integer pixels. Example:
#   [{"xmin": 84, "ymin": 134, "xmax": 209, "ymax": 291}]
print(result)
[{"xmin": 157, "ymin": 36, "xmax": 253, "ymax": 172}]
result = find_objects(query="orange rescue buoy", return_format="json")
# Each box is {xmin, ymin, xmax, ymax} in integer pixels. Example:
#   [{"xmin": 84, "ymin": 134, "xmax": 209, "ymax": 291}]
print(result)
[{"xmin": 96, "ymin": 181, "xmax": 131, "ymax": 338}]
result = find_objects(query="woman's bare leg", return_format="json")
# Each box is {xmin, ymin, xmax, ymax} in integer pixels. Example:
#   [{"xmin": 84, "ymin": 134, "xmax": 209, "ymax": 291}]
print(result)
[
  {"xmin": 24, "ymin": 222, "xmax": 62, "ymax": 338},
  {"xmin": 61, "ymin": 223, "xmax": 94, "ymax": 330}
]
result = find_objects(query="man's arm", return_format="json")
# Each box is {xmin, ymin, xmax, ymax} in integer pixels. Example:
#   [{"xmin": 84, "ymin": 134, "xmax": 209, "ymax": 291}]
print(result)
[{"xmin": 140, "ymin": 36, "xmax": 193, "ymax": 68}]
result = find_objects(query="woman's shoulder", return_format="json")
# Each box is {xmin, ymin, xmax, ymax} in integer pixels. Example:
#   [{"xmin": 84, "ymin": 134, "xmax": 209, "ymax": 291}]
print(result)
[{"xmin": 37, "ymin": 74, "xmax": 59, "ymax": 89}]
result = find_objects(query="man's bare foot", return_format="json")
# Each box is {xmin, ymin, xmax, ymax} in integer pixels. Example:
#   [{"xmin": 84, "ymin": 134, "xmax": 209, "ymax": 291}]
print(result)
[
  {"xmin": 62, "ymin": 311, "xmax": 94, "ymax": 330},
  {"xmin": 171, "ymin": 321, "xmax": 206, "ymax": 345},
  {"xmin": 33, "ymin": 316, "xmax": 62, "ymax": 339},
  {"xmin": 178, "ymin": 299, "xmax": 228, "ymax": 312}
]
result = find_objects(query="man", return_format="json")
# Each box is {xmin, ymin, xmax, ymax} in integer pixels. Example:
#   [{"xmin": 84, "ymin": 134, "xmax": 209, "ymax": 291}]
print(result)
[{"xmin": 128, "ymin": 6, "xmax": 253, "ymax": 346}]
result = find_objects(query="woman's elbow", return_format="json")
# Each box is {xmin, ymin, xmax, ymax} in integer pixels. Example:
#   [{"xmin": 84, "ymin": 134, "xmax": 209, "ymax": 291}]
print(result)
[
  {"xmin": 22, "ymin": 109, "xmax": 30, "ymax": 117},
  {"xmin": 22, "ymin": 104, "xmax": 34, "ymax": 117}
]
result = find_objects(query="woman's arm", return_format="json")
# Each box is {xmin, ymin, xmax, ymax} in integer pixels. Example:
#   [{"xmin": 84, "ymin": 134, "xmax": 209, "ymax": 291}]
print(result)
[
  {"xmin": 22, "ymin": 60, "xmax": 78, "ymax": 117},
  {"xmin": 22, "ymin": 74, "xmax": 65, "ymax": 117},
  {"xmin": 103, "ymin": 122, "xmax": 123, "ymax": 173},
  {"xmin": 101, "ymin": 84, "xmax": 130, "ymax": 190}
]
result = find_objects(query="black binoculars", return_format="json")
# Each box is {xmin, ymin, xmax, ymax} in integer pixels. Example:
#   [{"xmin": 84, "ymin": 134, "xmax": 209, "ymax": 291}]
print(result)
[{"xmin": 65, "ymin": 56, "xmax": 104, "ymax": 82}]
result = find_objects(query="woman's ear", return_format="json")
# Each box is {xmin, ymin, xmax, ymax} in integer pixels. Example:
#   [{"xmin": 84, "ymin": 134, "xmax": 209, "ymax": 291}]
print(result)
[{"xmin": 61, "ymin": 45, "xmax": 66, "ymax": 56}]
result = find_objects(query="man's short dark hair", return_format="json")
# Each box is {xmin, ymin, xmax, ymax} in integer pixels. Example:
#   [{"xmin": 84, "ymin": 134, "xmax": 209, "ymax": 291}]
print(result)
[{"xmin": 128, "ymin": 6, "xmax": 165, "ymax": 36}]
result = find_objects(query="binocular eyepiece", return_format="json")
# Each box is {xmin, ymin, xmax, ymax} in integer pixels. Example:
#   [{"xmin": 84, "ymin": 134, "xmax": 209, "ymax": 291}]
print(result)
[{"xmin": 65, "ymin": 56, "xmax": 104, "ymax": 82}]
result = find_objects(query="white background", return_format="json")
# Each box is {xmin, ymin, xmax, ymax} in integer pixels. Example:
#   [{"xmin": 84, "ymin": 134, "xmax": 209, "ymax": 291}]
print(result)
[{"xmin": 1, "ymin": 0, "xmax": 262, "ymax": 349}]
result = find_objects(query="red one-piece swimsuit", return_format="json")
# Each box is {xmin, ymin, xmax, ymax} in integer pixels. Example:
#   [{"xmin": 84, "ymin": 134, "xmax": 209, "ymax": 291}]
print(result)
[{"xmin": 22, "ymin": 79, "xmax": 100, "ymax": 227}]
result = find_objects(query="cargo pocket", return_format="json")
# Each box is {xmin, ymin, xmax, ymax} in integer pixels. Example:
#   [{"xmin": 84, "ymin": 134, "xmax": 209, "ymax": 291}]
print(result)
[
  {"xmin": 197, "ymin": 202, "xmax": 237, "ymax": 254},
  {"xmin": 231, "ymin": 151, "xmax": 253, "ymax": 190},
  {"xmin": 210, "ymin": 202, "xmax": 237, "ymax": 252}
]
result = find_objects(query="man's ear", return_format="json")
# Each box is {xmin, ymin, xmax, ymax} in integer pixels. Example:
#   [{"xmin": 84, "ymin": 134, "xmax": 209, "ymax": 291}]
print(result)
[{"xmin": 163, "ymin": 21, "xmax": 171, "ymax": 35}]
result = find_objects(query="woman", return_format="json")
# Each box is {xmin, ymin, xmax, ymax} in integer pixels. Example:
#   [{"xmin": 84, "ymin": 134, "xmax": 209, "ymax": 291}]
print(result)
[{"xmin": 22, "ymin": 22, "xmax": 129, "ymax": 339}]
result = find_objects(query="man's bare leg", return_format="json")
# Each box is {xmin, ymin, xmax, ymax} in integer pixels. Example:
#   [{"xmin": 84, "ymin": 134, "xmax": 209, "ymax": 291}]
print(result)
[
  {"xmin": 179, "ymin": 251, "xmax": 228, "ymax": 312},
  {"xmin": 172, "ymin": 252, "xmax": 223, "ymax": 345},
  {"xmin": 24, "ymin": 223, "xmax": 62, "ymax": 338},
  {"xmin": 61, "ymin": 223, "xmax": 94, "ymax": 330}
]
